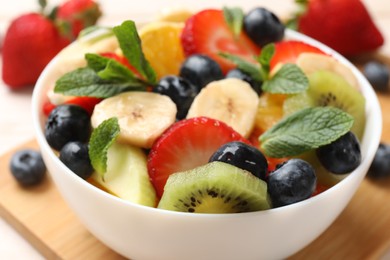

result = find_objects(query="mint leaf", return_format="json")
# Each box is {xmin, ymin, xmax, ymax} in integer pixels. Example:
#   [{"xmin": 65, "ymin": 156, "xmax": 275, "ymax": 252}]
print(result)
[
  {"xmin": 223, "ymin": 7, "xmax": 244, "ymax": 38},
  {"xmin": 113, "ymin": 20, "xmax": 157, "ymax": 84},
  {"xmin": 258, "ymin": 44, "xmax": 275, "ymax": 74},
  {"xmin": 219, "ymin": 52, "xmax": 262, "ymax": 82},
  {"xmin": 259, "ymin": 107, "xmax": 354, "ymax": 158},
  {"xmin": 262, "ymin": 63, "xmax": 309, "ymax": 94},
  {"xmin": 54, "ymin": 68, "xmax": 144, "ymax": 98},
  {"xmin": 86, "ymin": 53, "xmax": 145, "ymax": 84},
  {"xmin": 89, "ymin": 117, "xmax": 120, "ymax": 176}
]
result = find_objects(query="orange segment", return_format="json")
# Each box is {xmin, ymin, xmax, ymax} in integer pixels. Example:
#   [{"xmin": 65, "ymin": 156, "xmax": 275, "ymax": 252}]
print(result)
[
  {"xmin": 254, "ymin": 93, "xmax": 286, "ymax": 134},
  {"xmin": 139, "ymin": 22, "xmax": 185, "ymax": 79}
]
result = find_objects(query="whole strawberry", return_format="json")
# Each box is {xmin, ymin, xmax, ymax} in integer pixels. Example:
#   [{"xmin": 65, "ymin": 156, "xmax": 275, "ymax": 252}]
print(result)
[
  {"xmin": 57, "ymin": 0, "xmax": 101, "ymax": 40},
  {"xmin": 2, "ymin": 0, "xmax": 101, "ymax": 89},
  {"xmin": 296, "ymin": 0, "xmax": 384, "ymax": 57}
]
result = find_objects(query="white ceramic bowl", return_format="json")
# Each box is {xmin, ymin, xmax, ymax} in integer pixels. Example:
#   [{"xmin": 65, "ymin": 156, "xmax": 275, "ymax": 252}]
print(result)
[{"xmin": 32, "ymin": 28, "xmax": 382, "ymax": 260}]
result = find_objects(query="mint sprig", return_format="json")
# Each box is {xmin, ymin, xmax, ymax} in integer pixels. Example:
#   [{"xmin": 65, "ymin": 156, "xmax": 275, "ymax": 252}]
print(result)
[
  {"xmin": 223, "ymin": 7, "xmax": 244, "ymax": 38},
  {"xmin": 54, "ymin": 20, "xmax": 156, "ymax": 98},
  {"xmin": 259, "ymin": 107, "xmax": 354, "ymax": 158},
  {"xmin": 89, "ymin": 117, "xmax": 120, "ymax": 176},
  {"xmin": 219, "ymin": 43, "xmax": 309, "ymax": 94}
]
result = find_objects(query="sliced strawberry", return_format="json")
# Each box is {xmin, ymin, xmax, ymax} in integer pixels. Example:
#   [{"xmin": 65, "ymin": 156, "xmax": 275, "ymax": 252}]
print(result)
[
  {"xmin": 270, "ymin": 40, "xmax": 326, "ymax": 70},
  {"xmin": 43, "ymin": 96, "xmax": 102, "ymax": 117},
  {"xmin": 147, "ymin": 117, "xmax": 251, "ymax": 197},
  {"xmin": 181, "ymin": 9, "xmax": 261, "ymax": 74}
]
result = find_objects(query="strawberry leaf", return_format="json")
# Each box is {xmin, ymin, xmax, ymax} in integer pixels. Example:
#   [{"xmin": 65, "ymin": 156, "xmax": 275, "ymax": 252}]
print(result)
[
  {"xmin": 89, "ymin": 117, "xmax": 120, "ymax": 176},
  {"xmin": 260, "ymin": 107, "xmax": 354, "ymax": 158}
]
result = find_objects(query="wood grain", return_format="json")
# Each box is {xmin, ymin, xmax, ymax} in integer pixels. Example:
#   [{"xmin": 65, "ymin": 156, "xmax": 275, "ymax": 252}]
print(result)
[{"xmin": 1, "ymin": 56, "xmax": 390, "ymax": 259}]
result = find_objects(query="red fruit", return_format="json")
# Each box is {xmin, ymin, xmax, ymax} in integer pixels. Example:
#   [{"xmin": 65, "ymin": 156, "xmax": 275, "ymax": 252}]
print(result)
[
  {"xmin": 297, "ymin": 0, "xmax": 384, "ymax": 56},
  {"xmin": 42, "ymin": 96, "xmax": 102, "ymax": 117},
  {"xmin": 2, "ymin": 13, "xmax": 70, "ymax": 89},
  {"xmin": 181, "ymin": 9, "xmax": 261, "ymax": 74},
  {"xmin": 147, "ymin": 117, "xmax": 251, "ymax": 197},
  {"xmin": 270, "ymin": 40, "xmax": 326, "ymax": 70},
  {"xmin": 57, "ymin": 0, "xmax": 101, "ymax": 40}
]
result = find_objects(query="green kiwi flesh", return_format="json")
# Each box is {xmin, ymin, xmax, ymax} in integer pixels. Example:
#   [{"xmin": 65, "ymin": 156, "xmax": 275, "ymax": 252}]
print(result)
[
  {"xmin": 283, "ymin": 70, "xmax": 366, "ymax": 140},
  {"xmin": 157, "ymin": 161, "xmax": 271, "ymax": 213}
]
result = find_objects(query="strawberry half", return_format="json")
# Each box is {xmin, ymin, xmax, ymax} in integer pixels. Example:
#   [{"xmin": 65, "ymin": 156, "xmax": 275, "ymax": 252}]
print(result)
[
  {"xmin": 297, "ymin": 0, "xmax": 384, "ymax": 57},
  {"xmin": 270, "ymin": 40, "xmax": 326, "ymax": 71},
  {"xmin": 181, "ymin": 9, "xmax": 261, "ymax": 74},
  {"xmin": 147, "ymin": 117, "xmax": 251, "ymax": 197}
]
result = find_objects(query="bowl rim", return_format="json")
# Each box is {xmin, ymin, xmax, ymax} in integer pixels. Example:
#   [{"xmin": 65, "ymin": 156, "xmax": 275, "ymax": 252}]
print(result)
[{"xmin": 32, "ymin": 28, "xmax": 383, "ymax": 218}]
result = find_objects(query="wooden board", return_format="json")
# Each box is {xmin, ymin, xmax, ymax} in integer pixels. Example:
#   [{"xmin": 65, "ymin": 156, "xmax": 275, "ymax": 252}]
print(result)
[{"xmin": 2, "ymin": 55, "xmax": 390, "ymax": 259}]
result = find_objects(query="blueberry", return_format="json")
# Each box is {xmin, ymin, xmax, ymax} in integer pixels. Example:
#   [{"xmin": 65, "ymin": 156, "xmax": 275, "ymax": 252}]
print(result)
[
  {"xmin": 179, "ymin": 54, "xmax": 224, "ymax": 91},
  {"xmin": 209, "ymin": 141, "xmax": 268, "ymax": 180},
  {"xmin": 45, "ymin": 104, "xmax": 91, "ymax": 151},
  {"xmin": 316, "ymin": 132, "xmax": 361, "ymax": 174},
  {"xmin": 243, "ymin": 7, "xmax": 285, "ymax": 47},
  {"xmin": 226, "ymin": 68, "xmax": 262, "ymax": 95},
  {"xmin": 153, "ymin": 76, "xmax": 198, "ymax": 120},
  {"xmin": 363, "ymin": 61, "xmax": 389, "ymax": 92},
  {"xmin": 9, "ymin": 149, "xmax": 46, "ymax": 186},
  {"xmin": 367, "ymin": 143, "xmax": 390, "ymax": 179},
  {"xmin": 268, "ymin": 159, "xmax": 316, "ymax": 207},
  {"xmin": 59, "ymin": 142, "xmax": 93, "ymax": 179}
]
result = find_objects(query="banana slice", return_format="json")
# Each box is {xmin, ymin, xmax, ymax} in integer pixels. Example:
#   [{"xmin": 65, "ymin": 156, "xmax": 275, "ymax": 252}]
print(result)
[
  {"xmin": 91, "ymin": 91, "xmax": 177, "ymax": 148},
  {"xmin": 296, "ymin": 53, "xmax": 359, "ymax": 90},
  {"xmin": 90, "ymin": 141, "xmax": 156, "ymax": 207},
  {"xmin": 186, "ymin": 78, "xmax": 259, "ymax": 138}
]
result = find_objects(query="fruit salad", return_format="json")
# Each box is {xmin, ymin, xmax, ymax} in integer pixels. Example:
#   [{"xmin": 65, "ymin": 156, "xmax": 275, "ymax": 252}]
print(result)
[{"xmin": 42, "ymin": 6, "xmax": 366, "ymax": 213}]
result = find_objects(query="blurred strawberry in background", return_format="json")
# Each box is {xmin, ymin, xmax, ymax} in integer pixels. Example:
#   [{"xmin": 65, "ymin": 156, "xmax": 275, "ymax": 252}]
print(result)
[
  {"xmin": 289, "ymin": 0, "xmax": 384, "ymax": 57},
  {"xmin": 1, "ymin": 0, "xmax": 101, "ymax": 89}
]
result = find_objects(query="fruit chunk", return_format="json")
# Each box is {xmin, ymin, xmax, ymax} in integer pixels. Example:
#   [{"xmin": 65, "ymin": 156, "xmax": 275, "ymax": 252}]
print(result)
[
  {"xmin": 181, "ymin": 9, "xmax": 261, "ymax": 74},
  {"xmin": 45, "ymin": 105, "xmax": 91, "ymax": 151},
  {"xmin": 91, "ymin": 92, "xmax": 177, "ymax": 149},
  {"xmin": 186, "ymin": 78, "xmax": 259, "ymax": 138},
  {"xmin": 139, "ymin": 21, "xmax": 185, "ymax": 79},
  {"xmin": 270, "ymin": 40, "xmax": 326, "ymax": 71},
  {"xmin": 316, "ymin": 132, "xmax": 361, "ymax": 174},
  {"xmin": 91, "ymin": 142, "xmax": 156, "ymax": 207},
  {"xmin": 254, "ymin": 93, "xmax": 286, "ymax": 135},
  {"xmin": 157, "ymin": 161, "xmax": 271, "ymax": 213},
  {"xmin": 296, "ymin": 53, "xmax": 359, "ymax": 90},
  {"xmin": 209, "ymin": 141, "xmax": 268, "ymax": 181},
  {"xmin": 297, "ymin": 0, "xmax": 384, "ymax": 56},
  {"xmin": 10, "ymin": 150, "xmax": 46, "ymax": 186},
  {"xmin": 147, "ymin": 117, "xmax": 250, "ymax": 197},
  {"xmin": 283, "ymin": 71, "xmax": 366, "ymax": 139},
  {"xmin": 268, "ymin": 159, "xmax": 316, "ymax": 207},
  {"xmin": 243, "ymin": 7, "xmax": 285, "ymax": 47}
]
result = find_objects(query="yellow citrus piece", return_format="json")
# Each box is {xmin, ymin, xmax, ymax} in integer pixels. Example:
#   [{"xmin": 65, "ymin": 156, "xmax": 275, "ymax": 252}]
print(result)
[
  {"xmin": 139, "ymin": 22, "xmax": 185, "ymax": 79},
  {"xmin": 156, "ymin": 7, "xmax": 193, "ymax": 23},
  {"xmin": 254, "ymin": 93, "xmax": 286, "ymax": 134}
]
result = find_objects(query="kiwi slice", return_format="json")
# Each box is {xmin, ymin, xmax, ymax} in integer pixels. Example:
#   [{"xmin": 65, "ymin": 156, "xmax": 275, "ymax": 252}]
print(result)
[
  {"xmin": 157, "ymin": 161, "xmax": 271, "ymax": 213},
  {"xmin": 283, "ymin": 70, "xmax": 366, "ymax": 140}
]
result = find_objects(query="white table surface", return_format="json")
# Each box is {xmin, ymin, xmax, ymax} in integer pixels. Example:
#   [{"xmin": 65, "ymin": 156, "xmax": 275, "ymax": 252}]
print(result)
[{"xmin": 1, "ymin": 0, "xmax": 390, "ymax": 258}]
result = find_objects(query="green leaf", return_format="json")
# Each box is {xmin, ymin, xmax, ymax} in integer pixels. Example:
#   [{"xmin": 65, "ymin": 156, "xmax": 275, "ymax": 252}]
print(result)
[
  {"xmin": 85, "ymin": 53, "xmax": 141, "ymax": 84},
  {"xmin": 77, "ymin": 26, "xmax": 114, "ymax": 42},
  {"xmin": 54, "ymin": 68, "xmax": 144, "ymax": 98},
  {"xmin": 223, "ymin": 7, "xmax": 244, "ymax": 38},
  {"xmin": 258, "ymin": 44, "xmax": 275, "ymax": 74},
  {"xmin": 262, "ymin": 63, "xmax": 309, "ymax": 94},
  {"xmin": 89, "ymin": 117, "xmax": 120, "ymax": 176},
  {"xmin": 219, "ymin": 52, "xmax": 263, "ymax": 82},
  {"xmin": 259, "ymin": 107, "xmax": 354, "ymax": 158},
  {"xmin": 113, "ymin": 20, "xmax": 157, "ymax": 84}
]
